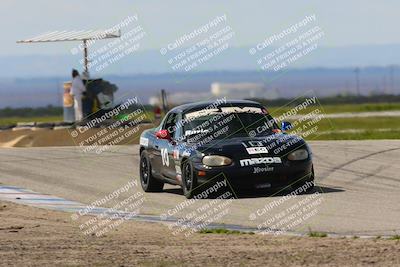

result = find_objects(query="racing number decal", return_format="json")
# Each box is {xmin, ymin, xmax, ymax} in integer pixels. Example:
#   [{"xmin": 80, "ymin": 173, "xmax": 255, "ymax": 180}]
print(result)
[{"xmin": 161, "ymin": 148, "xmax": 169, "ymax": 166}]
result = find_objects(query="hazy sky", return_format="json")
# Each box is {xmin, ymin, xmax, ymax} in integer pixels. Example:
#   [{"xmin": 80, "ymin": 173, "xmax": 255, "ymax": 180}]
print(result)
[{"xmin": 1, "ymin": 0, "xmax": 400, "ymax": 56}]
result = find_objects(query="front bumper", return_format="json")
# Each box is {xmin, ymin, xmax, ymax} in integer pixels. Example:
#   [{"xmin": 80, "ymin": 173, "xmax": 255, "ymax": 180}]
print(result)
[{"xmin": 194, "ymin": 159, "xmax": 313, "ymax": 190}]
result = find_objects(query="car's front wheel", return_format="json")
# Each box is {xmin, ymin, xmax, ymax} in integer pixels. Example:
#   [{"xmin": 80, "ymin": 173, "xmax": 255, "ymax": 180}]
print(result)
[
  {"xmin": 140, "ymin": 151, "xmax": 164, "ymax": 192},
  {"xmin": 181, "ymin": 160, "xmax": 197, "ymax": 199}
]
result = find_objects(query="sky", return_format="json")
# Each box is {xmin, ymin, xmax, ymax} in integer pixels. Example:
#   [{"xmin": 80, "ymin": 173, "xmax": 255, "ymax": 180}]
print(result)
[
  {"xmin": 1, "ymin": 0, "xmax": 400, "ymax": 56},
  {"xmin": 1, "ymin": 1, "xmax": 399, "ymax": 107}
]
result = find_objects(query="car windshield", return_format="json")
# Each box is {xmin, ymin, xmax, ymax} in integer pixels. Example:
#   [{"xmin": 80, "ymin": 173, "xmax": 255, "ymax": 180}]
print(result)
[{"xmin": 182, "ymin": 106, "xmax": 279, "ymax": 141}]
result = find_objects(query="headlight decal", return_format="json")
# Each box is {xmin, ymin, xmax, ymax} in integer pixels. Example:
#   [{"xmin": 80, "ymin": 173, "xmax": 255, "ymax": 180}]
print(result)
[
  {"xmin": 202, "ymin": 155, "xmax": 232, "ymax": 166},
  {"xmin": 287, "ymin": 149, "xmax": 309, "ymax": 160}
]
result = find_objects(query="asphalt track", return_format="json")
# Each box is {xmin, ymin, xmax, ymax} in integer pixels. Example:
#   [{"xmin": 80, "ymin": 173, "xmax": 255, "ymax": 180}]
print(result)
[{"xmin": 0, "ymin": 140, "xmax": 399, "ymax": 236}]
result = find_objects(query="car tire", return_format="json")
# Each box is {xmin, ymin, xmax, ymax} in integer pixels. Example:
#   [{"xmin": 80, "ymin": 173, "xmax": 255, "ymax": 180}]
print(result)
[
  {"xmin": 181, "ymin": 160, "xmax": 197, "ymax": 199},
  {"xmin": 140, "ymin": 151, "xmax": 164, "ymax": 192}
]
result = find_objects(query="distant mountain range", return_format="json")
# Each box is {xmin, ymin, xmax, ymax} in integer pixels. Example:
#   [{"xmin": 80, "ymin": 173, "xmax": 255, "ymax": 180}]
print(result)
[
  {"xmin": 0, "ymin": 44, "xmax": 399, "ymax": 108},
  {"xmin": 1, "ymin": 67, "xmax": 399, "ymax": 108},
  {"xmin": 1, "ymin": 44, "xmax": 400, "ymax": 78}
]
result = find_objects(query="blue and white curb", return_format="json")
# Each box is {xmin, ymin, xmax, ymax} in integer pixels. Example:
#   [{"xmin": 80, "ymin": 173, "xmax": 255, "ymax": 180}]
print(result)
[
  {"xmin": 0, "ymin": 185, "xmax": 395, "ymax": 238},
  {"xmin": 0, "ymin": 185, "xmax": 178, "ymax": 222},
  {"xmin": 0, "ymin": 185, "xmax": 87, "ymax": 211}
]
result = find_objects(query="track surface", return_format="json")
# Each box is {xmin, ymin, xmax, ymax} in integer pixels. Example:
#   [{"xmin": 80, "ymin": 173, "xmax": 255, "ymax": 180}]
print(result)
[{"xmin": 0, "ymin": 141, "xmax": 399, "ymax": 236}]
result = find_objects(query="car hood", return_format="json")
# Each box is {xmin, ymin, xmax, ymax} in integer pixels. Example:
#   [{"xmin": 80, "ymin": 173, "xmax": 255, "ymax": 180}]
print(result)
[{"xmin": 192, "ymin": 133, "xmax": 308, "ymax": 158}]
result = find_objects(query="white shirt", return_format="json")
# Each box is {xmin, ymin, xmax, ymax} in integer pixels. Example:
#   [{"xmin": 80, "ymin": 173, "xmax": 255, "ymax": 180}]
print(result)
[{"xmin": 70, "ymin": 76, "xmax": 86, "ymax": 98}]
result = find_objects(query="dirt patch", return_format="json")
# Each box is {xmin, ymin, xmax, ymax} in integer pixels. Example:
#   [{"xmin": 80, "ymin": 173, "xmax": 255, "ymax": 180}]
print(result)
[{"xmin": 0, "ymin": 201, "xmax": 399, "ymax": 266}]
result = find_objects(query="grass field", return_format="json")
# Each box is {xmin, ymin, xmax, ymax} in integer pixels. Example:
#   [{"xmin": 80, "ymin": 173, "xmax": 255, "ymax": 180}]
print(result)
[
  {"xmin": 268, "ymin": 102, "xmax": 400, "ymax": 115},
  {"xmin": 0, "ymin": 116, "xmax": 63, "ymax": 126},
  {"xmin": 1, "ymin": 103, "xmax": 400, "ymax": 140},
  {"xmin": 299, "ymin": 117, "xmax": 400, "ymax": 140},
  {"xmin": 314, "ymin": 129, "xmax": 400, "ymax": 140},
  {"xmin": 269, "ymin": 102, "xmax": 400, "ymax": 140},
  {"xmin": 0, "ymin": 111, "xmax": 155, "ymax": 126}
]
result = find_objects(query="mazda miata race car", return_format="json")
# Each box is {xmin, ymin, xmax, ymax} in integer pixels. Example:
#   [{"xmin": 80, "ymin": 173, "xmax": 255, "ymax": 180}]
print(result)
[{"xmin": 139, "ymin": 100, "xmax": 314, "ymax": 198}]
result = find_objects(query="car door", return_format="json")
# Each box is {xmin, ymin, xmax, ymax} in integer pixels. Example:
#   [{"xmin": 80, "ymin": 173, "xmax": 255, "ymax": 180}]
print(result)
[
  {"xmin": 147, "ymin": 127, "xmax": 163, "ymax": 176},
  {"xmin": 159, "ymin": 112, "xmax": 179, "ymax": 179}
]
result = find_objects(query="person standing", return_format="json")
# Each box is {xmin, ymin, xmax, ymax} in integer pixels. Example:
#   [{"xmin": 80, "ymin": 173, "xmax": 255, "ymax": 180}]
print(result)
[{"xmin": 70, "ymin": 69, "xmax": 86, "ymax": 121}]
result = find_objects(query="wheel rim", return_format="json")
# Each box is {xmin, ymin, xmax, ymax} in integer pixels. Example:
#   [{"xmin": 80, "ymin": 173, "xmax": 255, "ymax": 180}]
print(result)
[
  {"xmin": 140, "ymin": 157, "xmax": 149, "ymax": 185},
  {"xmin": 184, "ymin": 163, "xmax": 192, "ymax": 191}
]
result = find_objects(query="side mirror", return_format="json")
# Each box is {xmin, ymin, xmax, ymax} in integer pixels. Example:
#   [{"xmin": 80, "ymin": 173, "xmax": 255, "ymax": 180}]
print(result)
[
  {"xmin": 281, "ymin": 121, "xmax": 293, "ymax": 132},
  {"xmin": 156, "ymin": 129, "xmax": 171, "ymax": 140}
]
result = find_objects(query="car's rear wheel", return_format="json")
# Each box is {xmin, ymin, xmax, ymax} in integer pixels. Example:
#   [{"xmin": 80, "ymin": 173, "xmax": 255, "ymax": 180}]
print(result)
[
  {"xmin": 182, "ymin": 160, "xmax": 197, "ymax": 199},
  {"xmin": 140, "ymin": 151, "xmax": 164, "ymax": 192}
]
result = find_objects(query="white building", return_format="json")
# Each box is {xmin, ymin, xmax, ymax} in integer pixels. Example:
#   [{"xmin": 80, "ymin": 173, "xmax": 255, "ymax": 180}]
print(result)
[
  {"xmin": 211, "ymin": 82, "xmax": 265, "ymax": 99},
  {"xmin": 168, "ymin": 91, "xmax": 212, "ymax": 104},
  {"xmin": 148, "ymin": 82, "xmax": 280, "ymax": 106}
]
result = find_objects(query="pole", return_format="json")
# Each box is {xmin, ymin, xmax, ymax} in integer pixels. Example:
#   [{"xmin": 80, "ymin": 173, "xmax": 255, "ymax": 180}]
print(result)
[
  {"xmin": 161, "ymin": 89, "xmax": 168, "ymax": 113},
  {"xmin": 83, "ymin": 40, "xmax": 89, "ymax": 76},
  {"xmin": 389, "ymin": 65, "xmax": 394, "ymax": 95},
  {"xmin": 354, "ymin": 67, "xmax": 360, "ymax": 96}
]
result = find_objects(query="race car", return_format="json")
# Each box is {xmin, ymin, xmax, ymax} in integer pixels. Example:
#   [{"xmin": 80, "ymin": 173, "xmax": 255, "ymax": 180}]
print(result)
[{"xmin": 139, "ymin": 100, "xmax": 314, "ymax": 198}]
